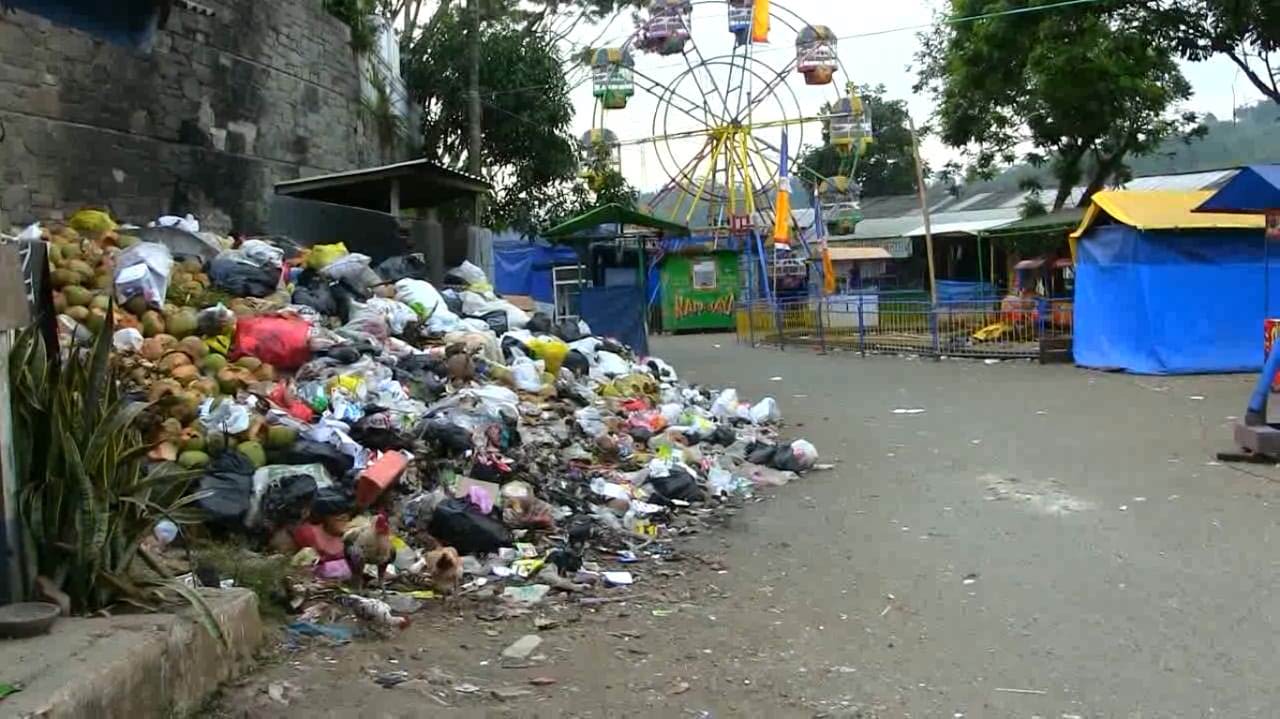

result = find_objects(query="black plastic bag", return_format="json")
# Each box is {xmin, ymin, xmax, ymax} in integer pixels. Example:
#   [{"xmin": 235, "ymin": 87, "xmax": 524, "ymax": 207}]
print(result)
[
  {"xmin": 420, "ymin": 419, "xmax": 474, "ymax": 454},
  {"xmin": 562, "ymin": 350, "xmax": 590, "ymax": 376},
  {"xmin": 260, "ymin": 474, "xmax": 318, "ymax": 527},
  {"xmin": 375, "ymin": 253, "xmax": 429, "ymax": 282},
  {"xmin": 351, "ymin": 411, "xmax": 416, "ymax": 451},
  {"xmin": 441, "ymin": 289, "xmax": 463, "ymax": 315},
  {"xmin": 526, "ymin": 312, "xmax": 552, "ymax": 334},
  {"xmin": 292, "ymin": 272, "xmax": 339, "ymax": 316},
  {"xmin": 312, "ymin": 480, "xmax": 357, "ymax": 517},
  {"xmin": 502, "ymin": 335, "xmax": 533, "ymax": 363},
  {"xmin": 196, "ymin": 450, "xmax": 257, "ymax": 527},
  {"xmin": 479, "ymin": 309, "xmax": 509, "ymax": 335},
  {"xmin": 209, "ymin": 256, "xmax": 280, "ymax": 298},
  {"xmin": 647, "ymin": 465, "xmax": 705, "ymax": 503},
  {"xmin": 708, "ymin": 425, "xmax": 738, "ymax": 447},
  {"xmin": 553, "ymin": 319, "xmax": 583, "ymax": 342},
  {"xmin": 428, "ymin": 498, "xmax": 512, "ymax": 555},
  {"xmin": 266, "ymin": 440, "xmax": 354, "ymax": 479},
  {"xmin": 745, "ymin": 442, "xmax": 777, "ymax": 466}
]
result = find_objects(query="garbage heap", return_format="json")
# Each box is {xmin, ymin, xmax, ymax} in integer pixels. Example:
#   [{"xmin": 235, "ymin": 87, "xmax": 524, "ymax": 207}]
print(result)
[{"xmin": 37, "ymin": 211, "xmax": 821, "ymax": 630}]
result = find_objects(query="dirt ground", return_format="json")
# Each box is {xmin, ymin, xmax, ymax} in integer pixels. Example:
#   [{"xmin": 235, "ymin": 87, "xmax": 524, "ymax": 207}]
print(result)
[{"xmin": 209, "ymin": 335, "xmax": 1280, "ymax": 718}]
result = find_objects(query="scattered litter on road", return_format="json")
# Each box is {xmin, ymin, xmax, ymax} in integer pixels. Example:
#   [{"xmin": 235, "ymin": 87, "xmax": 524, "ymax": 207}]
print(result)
[
  {"xmin": 893, "ymin": 408, "xmax": 927, "ymax": 415},
  {"xmin": 501, "ymin": 634, "xmax": 543, "ymax": 661},
  {"xmin": 1188, "ymin": 395, "xmax": 1206, "ymax": 401},
  {"xmin": 993, "ymin": 687, "xmax": 1048, "ymax": 696},
  {"xmin": 962, "ymin": 573, "xmax": 978, "ymax": 585}
]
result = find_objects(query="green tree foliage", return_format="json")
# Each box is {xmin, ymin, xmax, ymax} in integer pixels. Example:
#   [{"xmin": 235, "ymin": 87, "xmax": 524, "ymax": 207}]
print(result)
[
  {"xmin": 797, "ymin": 86, "xmax": 920, "ymax": 199},
  {"xmin": 916, "ymin": 0, "xmax": 1202, "ymax": 211},
  {"xmin": 1128, "ymin": 0, "xmax": 1279, "ymax": 105},
  {"xmin": 403, "ymin": 10, "xmax": 582, "ymax": 229}
]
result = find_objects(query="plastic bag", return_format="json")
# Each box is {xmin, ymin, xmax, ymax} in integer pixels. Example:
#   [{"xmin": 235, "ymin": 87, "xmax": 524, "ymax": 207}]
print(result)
[
  {"xmin": 526, "ymin": 312, "xmax": 552, "ymax": 334},
  {"xmin": 114, "ymin": 242, "xmax": 173, "ymax": 309},
  {"xmin": 553, "ymin": 319, "xmax": 584, "ymax": 342},
  {"xmin": 198, "ymin": 397, "xmax": 253, "ymax": 434},
  {"xmin": 647, "ymin": 464, "xmax": 704, "ymax": 503},
  {"xmin": 292, "ymin": 275, "xmax": 339, "ymax": 317},
  {"xmin": 338, "ymin": 301, "xmax": 391, "ymax": 342},
  {"xmin": 153, "ymin": 213, "xmax": 198, "ymax": 234},
  {"xmin": 322, "ymin": 253, "xmax": 380, "ymax": 291},
  {"xmin": 196, "ymin": 304, "xmax": 237, "ymax": 337},
  {"xmin": 594, "ymin": 351, "xmax": 630, "ymax": 378},
  {"xmin": 479, "ymin": 309, "xmax": 509, "ymax": 335},
  {"xmin": 69, "ymin": 208, "xmax": 118, "ymax": 233},
  {"xmin": 447, "ymin": 260, "xmax": 492, "ymax": 292},
  {"xmin": 240, "ymin": 239, "xmax": 284, "ymax": 268},
  {"xmin": 710, "ymin": 388, "xmax": 740, "ymax": 419},
  {"xmin": 253, "ymin": 473, "xmax": 319, "ymax": 529},
  {"xmin": 428, "ymin": 498, "xmax": 512, "ymax": 555},
  {"xmin": 196, "ymin": 451, "xmax": 256, "ymax": 528},
  {"xmin": 305, "ymin": 242, "xmax": 348, "ymax": 270},
  {"xmin": 510, "ymin": 356, "xmax": 544, "ymax": 392},
  {"xmin": 113, "ymin": 328, "xmax": 143, "ymax": 353},
  {"xmin": 461, "ymin": 292, "xmax": 529, "ymax": 330},
  {"xmin": 266, "ymin": 439, "xmax": 356, "ymax": 479},
  {"xmin": 562, "ymin": 350, "xmax": 590, "ymax": 376},
  {"xmin": 574, "ymin": 406, "xmax": 608, "ymax": 438},
  {"xmin": 375, "ymin": 254, "xmax": 429, "ymax": 282},
  {"xmin": 526, "ymin": 336, "xmax": 569, "ymax": 375},
  {"xmin": 395, "ymin": 278, "xmax": 446, "ymax": 319},
  {"xmin": 232, "ymin": 315, "xmax": 312, "ymax": 370},
  {"xmin": 748, "ymin": 397, "xmax": 780, "ymax": 424},
  {"xmin": 210, "ymin": 251, "xmax": 280, "ymax": 297}
]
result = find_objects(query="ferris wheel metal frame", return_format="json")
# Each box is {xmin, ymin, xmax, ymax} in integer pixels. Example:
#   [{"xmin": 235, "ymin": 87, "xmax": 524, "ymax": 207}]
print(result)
[{"xmin": 585, "ymin": 0, "xmax": 868, "ymax": 241}]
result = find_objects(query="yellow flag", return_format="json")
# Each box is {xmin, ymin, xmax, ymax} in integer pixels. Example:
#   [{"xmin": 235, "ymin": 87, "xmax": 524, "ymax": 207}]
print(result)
[
  {"xmin": 752, "ymin": 0, "xmax": 769, "ymax": 43},
  {"xmin": 822, "ymin": 245, "xmax": 837, "ymax": 295}
]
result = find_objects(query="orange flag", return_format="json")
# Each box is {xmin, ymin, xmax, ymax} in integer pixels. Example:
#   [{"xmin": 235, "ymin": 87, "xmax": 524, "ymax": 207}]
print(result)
[
  {"xmin": 771, "ymin": 130, "xmax": 791, "ymax": 245},
  {"xmin": 752, "ymin": 0, "xmax": 769, "ymax": 43}
]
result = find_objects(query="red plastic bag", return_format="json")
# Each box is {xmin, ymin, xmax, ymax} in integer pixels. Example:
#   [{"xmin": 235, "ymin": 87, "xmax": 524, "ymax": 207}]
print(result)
[
  {"xmin": 231, "ymin": 315, "xmax": 312, "ymax": 370},
  {"xmin": 268, "ymin": 382, "xmax": 315, "ymax": 423}
]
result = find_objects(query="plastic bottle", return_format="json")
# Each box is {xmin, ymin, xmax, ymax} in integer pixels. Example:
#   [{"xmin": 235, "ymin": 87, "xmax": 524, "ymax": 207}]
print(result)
[{"xmin": 336, "ymin": 594, "xmax": 410, "ymax": 629}]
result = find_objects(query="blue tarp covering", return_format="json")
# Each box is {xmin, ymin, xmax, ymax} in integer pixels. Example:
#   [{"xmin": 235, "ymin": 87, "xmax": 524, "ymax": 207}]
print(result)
[
  {"xmin": 493, "ymin": 240, "xmax": 579, "ymax": 303},
  {"xmin": 1074, "ymin": 224, "xmax": 1276, "ymax": 374},
  {"xmin": 1197, "ymin": 165, "xmax": 1280, "ymax": 214},
  {"xmin": 580, "ymin": 286, "xmax": 649, "ymax": 355},
  {"xmin": 935, "ymin": 280, "xmax": 997, "ymax": 302}
]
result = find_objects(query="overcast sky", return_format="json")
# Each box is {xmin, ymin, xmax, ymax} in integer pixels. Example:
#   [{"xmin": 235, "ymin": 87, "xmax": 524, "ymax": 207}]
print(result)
[{"xmin": 555, "ymin": 0, "xmax": 1264, "ymax": 192}]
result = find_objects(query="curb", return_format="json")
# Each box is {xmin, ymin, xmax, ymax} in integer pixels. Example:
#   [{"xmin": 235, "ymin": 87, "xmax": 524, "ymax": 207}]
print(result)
[{"xmin": 1, "ymin": 588, "xmax": 262, "ymax": 718}]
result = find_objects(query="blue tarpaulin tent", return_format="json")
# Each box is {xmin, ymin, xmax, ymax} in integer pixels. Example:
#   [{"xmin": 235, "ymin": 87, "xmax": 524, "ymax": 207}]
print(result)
[
  {"xmin": 1071, "ymin": 190, "xmax": 1269, "ymax": 374},
  {"xmin": 492, "ymin": 236, "xmax": 579, "ymax": 304},
  {"xmin": 1196, "ymin": 166, "xmax": 1280, "ymax": 215}
]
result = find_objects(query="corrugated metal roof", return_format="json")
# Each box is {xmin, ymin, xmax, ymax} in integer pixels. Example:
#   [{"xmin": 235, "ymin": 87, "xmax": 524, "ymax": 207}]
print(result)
[
  {"xmin": 828, "ymin": 246, "xmax": 893, "ymax": 261},
  {"xmin": 903, "ymin": 217, "xmax": 1013, "ymax": 237}
]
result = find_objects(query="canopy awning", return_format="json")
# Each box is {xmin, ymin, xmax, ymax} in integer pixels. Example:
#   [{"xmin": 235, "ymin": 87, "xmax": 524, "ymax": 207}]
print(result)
[
  {"xmin": 828, "ymin": 246, "xmax": 892, "ymax": 262},
  {"xmin": 543, "ymin": 203, "xmax": 690, "ymax": 241},
  {"xmin": 1070, "ymin": 190, "xmax": 1265, "ymax": 239},
  {"xmin": 903, "ymin": 218, "xmax": 1010, "ymax": 237},
  {"xmin": 1195, "ymin": 166, "xmax": 1280, "ymax": 214},
  {"xmin": 275, "ymin": 159, "xmax": 491, "ymax": 214}
]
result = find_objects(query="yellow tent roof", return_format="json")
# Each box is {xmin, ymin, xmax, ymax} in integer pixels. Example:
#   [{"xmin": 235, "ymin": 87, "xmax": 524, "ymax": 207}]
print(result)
[{"xmin": 1069, "ymin": 190, "xmax": 1265, "ymax": 240}]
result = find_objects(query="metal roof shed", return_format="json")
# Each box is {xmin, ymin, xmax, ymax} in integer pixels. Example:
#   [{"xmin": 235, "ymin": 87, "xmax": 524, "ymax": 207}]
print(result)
[{"xmin": 274, "ymin": 159, "xmax": 491, "ymax": 216}]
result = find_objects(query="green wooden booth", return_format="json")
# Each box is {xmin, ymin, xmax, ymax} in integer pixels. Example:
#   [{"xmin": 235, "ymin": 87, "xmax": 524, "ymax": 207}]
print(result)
[{"xmin": 659, "ymin": 250, "xmax": 740, "ymax": 332}]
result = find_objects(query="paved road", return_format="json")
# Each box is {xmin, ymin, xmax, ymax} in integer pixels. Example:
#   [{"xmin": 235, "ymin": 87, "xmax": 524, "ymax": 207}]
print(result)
[{"xmin": 215, "ymin": 335, "xmax": 1280, "ymax": 718}]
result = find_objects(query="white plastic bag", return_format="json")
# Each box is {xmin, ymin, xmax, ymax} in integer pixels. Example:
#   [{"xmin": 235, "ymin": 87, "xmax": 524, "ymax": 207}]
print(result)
[
  {"xmin": 575, "ymin": 406, "xmax": 608, "ymax": 438},
  {"xmin": 322, "ymin": 253, "xmax": 381, "ymax": 293},
  {"xmin": 510, "ymin": 356, "xmax": 544, "ymax": 391},
  {"xmin": 595, "ymin": 351, "xmax": 629, "ymax": 377},
  {"xmin": 240, "ymin": 239, "xmax": 283, "ymax": 268},
  {"xmin": 113, "ymin": 328, "xmax": 144, "ymax": 353},
  {"xmin": 749, "ymin": 397, "xmax": 781, "ymax": 424},
  {"xmin": 114, "ymin": 242, "xmax": 173, "ymax": 308},
  {"xmin": 395, "ymin": 278, "xmax": 446, "ymax": 318},
  {"xmin": 450, "ymin": 260, "xmax": 491, "ymax": 291},
  {"xmin": 710, "ymin": 388, "xmax": 740, "ymax": 419},
  {"xmin": 364, "ymin": 297, "xmax": 419, "ymax": 335},
  {"xmin": 788, "ymin": 440, "xmax": 819, "ymax": 472},
  {"xmin": 154, "ymin": 214, "xmax": 199, "ymax": 234},
  {"xmin": 198, "ymin": 398, "xmax": 252, "ymax": 435}
]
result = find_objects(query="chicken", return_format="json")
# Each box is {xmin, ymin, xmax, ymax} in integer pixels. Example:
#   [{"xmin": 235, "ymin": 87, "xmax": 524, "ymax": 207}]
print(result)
[
  {"xmin": 425, "ymin": 546, "xmax": 462, "ymax": 596},
  {"xmin": 343, "ymin": 512, "xmax": 395, "ymax": 596}
]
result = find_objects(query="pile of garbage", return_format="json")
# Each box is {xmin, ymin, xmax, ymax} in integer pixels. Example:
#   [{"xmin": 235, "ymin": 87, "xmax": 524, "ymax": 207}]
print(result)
[{"xmin": 30, "ymin": 209, "xmax": 822, "ymax": 630}]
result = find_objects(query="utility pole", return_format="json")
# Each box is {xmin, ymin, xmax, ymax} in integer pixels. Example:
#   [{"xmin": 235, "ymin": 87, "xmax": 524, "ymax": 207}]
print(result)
[
  {"xmin": 909, "ymin": 114, "xmax": 938, "ymax": 307},
  {"xmin": 468, "ymin": 0, "xmax": 483, "ymax": 223}
]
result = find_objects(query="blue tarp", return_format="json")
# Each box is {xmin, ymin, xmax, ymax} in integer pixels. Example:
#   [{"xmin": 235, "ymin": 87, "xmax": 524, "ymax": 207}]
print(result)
[
  {"xmin": 1197, "ymin": 165, "xmax": 1280, "ymax": 214},
  {"xmin": 580, "ymin": 286, "xmax": 649, "ymax": 355},
  {"xmin": 493, "ymin": 240, "xmax": 579, "ymax": 304},
  {"xmin": 1074, "ymin": 224, "xmax": 1276, "ymax": 374},
  {"xmin": 935, "ymin": 280, "xmax": 997, "ymax": 302}
]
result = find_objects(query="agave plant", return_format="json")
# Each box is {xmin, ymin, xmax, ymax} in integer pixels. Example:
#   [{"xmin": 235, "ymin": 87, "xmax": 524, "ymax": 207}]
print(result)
[{"xmin": 9, "ymin": 303, "xmax": 222, "ymax": 642}]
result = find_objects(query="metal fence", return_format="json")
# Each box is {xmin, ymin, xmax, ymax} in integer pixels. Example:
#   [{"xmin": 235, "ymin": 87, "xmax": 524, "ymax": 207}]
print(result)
[{"xmin": 736, "ymin": 293, "xmax": 1073, "ymax": 360}]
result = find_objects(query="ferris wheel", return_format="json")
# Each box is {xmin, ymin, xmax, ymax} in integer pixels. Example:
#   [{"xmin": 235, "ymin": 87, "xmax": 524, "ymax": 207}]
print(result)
[{"xmin": 580, "ymin": 0, "xmax": 874, "ymax": 242}]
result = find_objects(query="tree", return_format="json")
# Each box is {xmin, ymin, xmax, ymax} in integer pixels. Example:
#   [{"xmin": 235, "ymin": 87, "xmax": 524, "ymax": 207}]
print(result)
[
  {"xmin": 1128, "ymin": 0, "xmax": 1279, "ymax": 105},
  {"xmin": 797, "ymin": 86, "xmax": 920, "ymax": 198},
  {"xmin": 403, "ymin": 9, "xmax": 585, "ymax": 230},
  {"xmin": 916, "ymin": 0, "xmax": 1201, "ymax": 211}
]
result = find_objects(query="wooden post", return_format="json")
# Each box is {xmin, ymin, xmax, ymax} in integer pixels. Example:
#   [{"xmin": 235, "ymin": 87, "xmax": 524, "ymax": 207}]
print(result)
[{"xmin": 909, "ymin": 115, "xmax": 938, "ymax": 307}]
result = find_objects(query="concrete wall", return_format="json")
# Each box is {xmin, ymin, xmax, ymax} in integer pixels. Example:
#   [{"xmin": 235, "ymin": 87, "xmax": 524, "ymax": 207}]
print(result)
[{"xmin": 0, "ymin": 0, "xmax": 393, "ymax": 233}]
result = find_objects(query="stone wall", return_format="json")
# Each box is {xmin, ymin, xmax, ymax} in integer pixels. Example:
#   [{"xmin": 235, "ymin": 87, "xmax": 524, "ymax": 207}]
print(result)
[{"xmin": 0, "ymin": 0, "xmax": 390, "ymax": 232}]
